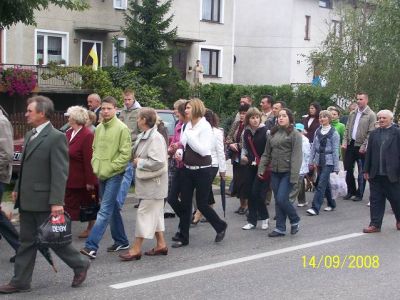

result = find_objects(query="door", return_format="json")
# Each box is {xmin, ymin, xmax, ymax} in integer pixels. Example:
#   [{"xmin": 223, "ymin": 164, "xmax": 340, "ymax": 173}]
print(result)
[
  {"xmin": 81, "ymin": 40, "xmax": 102, "ymax": 67},
  {"xmin": 172, "ymin": 48, "xmax": 188, "ymax": 80}
]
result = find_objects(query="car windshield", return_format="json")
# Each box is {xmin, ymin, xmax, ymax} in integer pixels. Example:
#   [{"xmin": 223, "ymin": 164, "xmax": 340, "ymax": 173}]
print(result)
[{"xmin": 158, "ymin": 112, "xmax": 175, "ymax": 136}]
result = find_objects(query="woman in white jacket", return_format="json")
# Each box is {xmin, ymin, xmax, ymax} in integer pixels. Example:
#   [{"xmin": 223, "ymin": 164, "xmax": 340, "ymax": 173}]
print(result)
[{"xmin": 192, "ymin": 109, "xmax": 226, "ymax": 224}]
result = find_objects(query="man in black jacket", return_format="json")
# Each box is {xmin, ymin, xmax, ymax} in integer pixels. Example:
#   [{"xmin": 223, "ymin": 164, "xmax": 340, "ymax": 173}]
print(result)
[{"xmin": 363, "ymin": 109, "xmax": 400, "ymax": 233}]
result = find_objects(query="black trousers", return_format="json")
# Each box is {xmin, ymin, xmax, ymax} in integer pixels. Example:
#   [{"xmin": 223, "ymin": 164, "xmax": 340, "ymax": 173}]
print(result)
[
  {"xmin": 369, "ymin": 176, "xmax": 400, "ymax": 228},
  {"xmin": 179, "ymin": 167, "xmax": 226, "ymax": 243},
  {"xmin": 10, "ymin": 211, "xmax": 89, "ymax": 289},
  {"xmin": 207, "ymin": 167, "xmax": 219, "ymax": 205},
  {"xmin": 344, "ymin": 141, "xmax": 365, "ymax": 197},
  {"xmin": 247, "ymin": 167, "xmax": 269, "ymax": 225},
  {"xmin": 167, "ymin": 168, "xmax": 184, "ymax": 231}
]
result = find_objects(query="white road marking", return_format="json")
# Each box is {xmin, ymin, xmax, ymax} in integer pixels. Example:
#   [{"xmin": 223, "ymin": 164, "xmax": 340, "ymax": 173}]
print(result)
[{"xmin": 110, "ymin": 232, "xmax": 365, "ymax": 289}]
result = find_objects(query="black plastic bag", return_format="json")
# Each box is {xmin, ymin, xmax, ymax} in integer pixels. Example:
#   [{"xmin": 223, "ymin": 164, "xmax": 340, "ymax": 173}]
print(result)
[{"xmin": 37, "ymin": 212, "xmax": 72, "ymax": 248}]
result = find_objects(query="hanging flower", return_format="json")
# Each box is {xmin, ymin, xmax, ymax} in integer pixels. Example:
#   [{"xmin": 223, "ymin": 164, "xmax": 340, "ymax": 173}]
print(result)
[{"xmin": 1, "ymin": 67, "xmax": 37, "ymax": 96}]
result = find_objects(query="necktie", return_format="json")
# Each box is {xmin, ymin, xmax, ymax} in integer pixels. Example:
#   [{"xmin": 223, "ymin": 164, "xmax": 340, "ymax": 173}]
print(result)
[{"xmin": 29, "ymin": 128, "xmax": 37, "ymax": 143}]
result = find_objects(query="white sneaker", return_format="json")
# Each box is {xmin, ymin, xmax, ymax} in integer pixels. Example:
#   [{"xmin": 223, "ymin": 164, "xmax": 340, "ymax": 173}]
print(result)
[
  {"xmin": 324, "ymin": 206, "xmax": 334, "ymax": 211},
  {"xmin": 306, "ymin": 208, "xmax": 317, "ymax": 216},
  {"xmin": 367, "ymin": 202, "xmax": 370, "ymax": 207},
  {"xmin": 297, "ymin": 202, "xmax": 308, "ymax": 207},
  {"xmin": 261, "ymin": 219, "xmax": 269, "ymax": 230},
  {"xmin": 242, "ymin": 223, "xmax": 255, "ymax": 230}
]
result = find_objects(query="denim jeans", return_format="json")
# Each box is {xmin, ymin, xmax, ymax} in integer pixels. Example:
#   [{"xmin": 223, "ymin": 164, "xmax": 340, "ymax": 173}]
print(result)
[
  {"xmin": 271, "ymin": 172, "xmax": 300, "ymax": 233},
  {"xmin": 116, "ymin": 162, "xmax": 134, "ymax": 209},
  {"xmin": 85, "ymin": 173, "xmax": 129, "ymax": 251},
  {"xmin": 311, "ymin": 165, "xmax": 336, "ymax": 214}
]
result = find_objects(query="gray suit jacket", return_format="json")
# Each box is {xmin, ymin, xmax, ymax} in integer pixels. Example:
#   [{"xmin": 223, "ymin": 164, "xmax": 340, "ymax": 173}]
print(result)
[{"xmin": 15, "ymin": 123, "xmax": 69, "ymax": 212}]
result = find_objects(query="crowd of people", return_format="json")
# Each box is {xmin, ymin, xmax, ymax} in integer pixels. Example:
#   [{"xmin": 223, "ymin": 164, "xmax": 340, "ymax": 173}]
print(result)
[{"xmin": 0, "ymin": 89, "xmax": 399, "ymax": 294}]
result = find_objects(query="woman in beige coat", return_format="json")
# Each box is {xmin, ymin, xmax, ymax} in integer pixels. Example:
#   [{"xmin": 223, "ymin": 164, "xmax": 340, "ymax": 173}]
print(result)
[{"xmin": 119, "ymin": 108, "xmax": 169, "ymax": 261}]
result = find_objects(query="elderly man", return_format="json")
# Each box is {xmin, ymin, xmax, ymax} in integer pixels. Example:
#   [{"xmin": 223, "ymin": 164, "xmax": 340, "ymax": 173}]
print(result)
[
  {"xmin": 0, "ymin": 96, "xmax": 90, "ymax": 294},
  {"xmin": 87, "ymin": 93, "xmax": 101, "ymax": 125},
  {"xmin": 363, "ymin": 110, "xmax": 400, "ymax": 233},
  {"xmin": 342, "ymin": 93, "xmax": 376, "ymax": 201}
]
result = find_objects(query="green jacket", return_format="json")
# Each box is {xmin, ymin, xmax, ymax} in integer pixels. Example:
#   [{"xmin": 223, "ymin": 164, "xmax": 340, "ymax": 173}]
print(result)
[
  {"xmin": 258, "ymin": 127, "xmax": 302, "ymax": 184},
  {"xmin": 331, "ymin": 119, "xmax": 345, "ymax": 144},
  {"xmin": 92, "ymin": 116, "xmax": 132, "ymax": 180}
]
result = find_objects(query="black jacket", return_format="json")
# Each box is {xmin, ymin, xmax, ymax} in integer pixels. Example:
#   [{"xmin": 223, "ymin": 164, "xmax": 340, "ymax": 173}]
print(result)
[{"xmin": 364, "ymin": 126, "xmax": 400, "ymax": 183}]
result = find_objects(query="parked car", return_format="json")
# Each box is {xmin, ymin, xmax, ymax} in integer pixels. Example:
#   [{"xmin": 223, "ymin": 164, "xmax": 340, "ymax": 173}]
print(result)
[{"xmin": 12, "ymin": 109, "xmax": 176, "ymax": 177}]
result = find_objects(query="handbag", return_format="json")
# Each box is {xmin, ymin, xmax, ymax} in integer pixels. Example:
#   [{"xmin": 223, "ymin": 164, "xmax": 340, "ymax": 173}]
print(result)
[
  {"xmin": 247, "ymin": 135, "xmax": 271, "ymax": 182},
  {"xmin": 79, "ymin": 191, "xmax": 100, "ymax": 222},
  {"xmin": 37, "ymin": 212, "xmax": 72, "ymax": 248}
]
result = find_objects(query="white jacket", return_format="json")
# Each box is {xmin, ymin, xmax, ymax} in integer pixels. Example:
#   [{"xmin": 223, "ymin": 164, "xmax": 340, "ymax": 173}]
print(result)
[
  {"xmin": 300, "ymin": 135, "xmax": 311, "ymax": 175},
  {"xmin": 211, "ymin": 127, "xmax": 226, "ymax": 172},
  {"xmin": 180, "ymin": 117, "xmax": 214, "ymax": 157}
]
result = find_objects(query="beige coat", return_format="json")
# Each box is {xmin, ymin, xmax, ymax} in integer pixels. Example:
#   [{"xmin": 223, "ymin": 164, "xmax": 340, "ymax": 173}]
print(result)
[
  {"xmin": 0, "ymin": 111, "xmax": 13, "ymax": 185},
  {"xmin": 133, "ymin": 126, "xmax": 168, "ymax": 200}
]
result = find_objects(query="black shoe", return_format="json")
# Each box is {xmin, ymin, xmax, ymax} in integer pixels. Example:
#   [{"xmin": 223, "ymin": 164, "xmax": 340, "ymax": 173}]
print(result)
[
  {"xmin": 164, "ymin": 212, "xmax": 176, "ymax": 218},
  {"xmin": 343, "ymin": 194, "xmax": 353, "ymax": 200},
  {"xmin": 107, "ymin": 243, "xmax": 130, "ymax": 252},
  {"xmin": 291, "ymin": 224, "xmax": 300, "ymax": 235},
  {"xmin": 9, "ymin": 255, "xmax": 16, "ymax": 263},
  {"xmin": 353, "ymin": 196, "xmax": 362, "ymax": 202},
  {"xmin": 171, "ymin": 232, "xmax": 181, "ymax": 242},
  {"xmin": 268, "ymin": 231, "xmax": 285, "ymax": 237},
  {"xmin": 234, "ymin": 207, "xmax": 243, "ymax": 214},
  {"xmin": 215, "ymin": 223, "xmax": 228, "ymax": 243},
  {"xmin": 171, "ymin": 240, "xmax": 188, "ymax": 248},
  {"xmin": 80, "ymin": 247, "xmax": 97, "ymax": 259},
  {"xmin": 238, "ymin": 208, "xmax": 248, "ymax": 215}
]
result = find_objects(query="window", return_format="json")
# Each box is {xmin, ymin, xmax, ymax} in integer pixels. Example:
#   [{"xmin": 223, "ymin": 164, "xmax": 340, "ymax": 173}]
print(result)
[
  {"xmin": 81, "ymin": 40, "xmax": 102, "ymax": 67},
  {"xmin": 201, "ymin": 48, "xmax": 220, "ymax": 77},
  {"xmin": 112, "ymin": 38, "xmax": 126, "ymax": 67},
  {"xmin": 202, "ymin": 0, "xmax": 221, "ymax": 22},
  {"xmin": 35, "ymin": 30, "xmax": 68, "ymax": 65},
  {"xmin": 304, "ymin": 15, "xmax": 311, "ymax": 41},
  {"xmin": 114, "ymin": 0, "xmax": 127, "ymax": 9},
  {"xmin": 319, "ymin": 0, "xmax": 332, "ymax": 9}
]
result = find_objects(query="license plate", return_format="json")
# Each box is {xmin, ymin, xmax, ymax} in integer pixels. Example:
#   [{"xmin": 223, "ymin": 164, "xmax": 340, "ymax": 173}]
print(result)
[{"xmin": 13, "ymin": 152, "xmax": 22, "ymax": 161}]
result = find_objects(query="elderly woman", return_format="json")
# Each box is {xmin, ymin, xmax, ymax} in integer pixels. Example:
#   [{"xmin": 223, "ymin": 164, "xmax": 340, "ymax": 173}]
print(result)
[
  {"xmin": 259, "ymin": 108, "xmax": 302, "ymax": 237},
  {"xmin": 64, "ymin": 106, "xmax": 99, "ymax": 238},
  {"xmin": 119, "ymin": 108, "xmax": 169, "ymax": 261},
  {"xmin": 306, "ymin": 110, "xmax": 340, "ymax": 216},
  {"xmin": 172, "ymin": 99, "xmax": 227, "ymax": 248}
]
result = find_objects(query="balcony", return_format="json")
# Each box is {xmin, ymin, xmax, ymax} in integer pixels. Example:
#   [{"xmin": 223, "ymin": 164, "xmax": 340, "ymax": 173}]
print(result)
[{"xmin": 0, "ymin": 64, "xmax": 90, "ymax": 94}]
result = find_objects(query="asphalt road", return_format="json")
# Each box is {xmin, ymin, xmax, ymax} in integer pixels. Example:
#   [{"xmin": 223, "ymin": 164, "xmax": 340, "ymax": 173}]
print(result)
[{"xmin": 1, "ymin": 185, "xmax": 399, "ymax": 300}]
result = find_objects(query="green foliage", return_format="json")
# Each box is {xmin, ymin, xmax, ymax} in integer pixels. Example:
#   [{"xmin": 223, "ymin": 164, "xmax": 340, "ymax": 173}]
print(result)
[
  {"xmin": 310, "ymin": 0, "xmax": 400, "ymax": 112},
  {"xmin": 292, "ymin": 85, "xmax": 334, "ymax": 119},
  {"xmin": 0, "ymin": 0, "xmax": 89, "ymax": 28},
  {"xmin": 123, "ymin": 0, "xmax": 180, "ymax": 104}
]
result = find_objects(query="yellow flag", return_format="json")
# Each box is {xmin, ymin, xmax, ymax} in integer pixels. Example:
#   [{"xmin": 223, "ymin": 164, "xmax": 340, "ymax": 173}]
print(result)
[{"xmin": 89, "ymin": 43, "xmax": 98, "ymax": 71}]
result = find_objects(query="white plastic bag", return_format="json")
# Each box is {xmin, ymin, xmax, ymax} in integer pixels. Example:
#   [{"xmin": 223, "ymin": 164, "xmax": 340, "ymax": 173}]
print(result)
[{"xmin": 329, "ymin": 171, "xmax": 347, "ymax": 200}]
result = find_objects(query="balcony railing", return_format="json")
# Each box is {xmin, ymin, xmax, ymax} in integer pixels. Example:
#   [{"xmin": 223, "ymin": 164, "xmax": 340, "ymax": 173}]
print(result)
[{"xmin": 0, "ymin": 64, "xmax": 84, "ymax": 92}]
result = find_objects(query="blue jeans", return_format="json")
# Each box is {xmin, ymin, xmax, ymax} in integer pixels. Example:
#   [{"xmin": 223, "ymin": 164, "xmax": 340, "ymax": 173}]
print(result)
[
  {"xmin": 116, "ymin": 162, "xmax": 134, "ymax": 209},
  {"xmin": 85, "ymin": 173, "xmax": 129, "ymax": 251},
  {"xmin": 271, "ymin": 172, "xmax": 300, "ymax": 234},
  {"xmin": 311, "ymin": 165, "xmax": 336, "ymax": 214}
]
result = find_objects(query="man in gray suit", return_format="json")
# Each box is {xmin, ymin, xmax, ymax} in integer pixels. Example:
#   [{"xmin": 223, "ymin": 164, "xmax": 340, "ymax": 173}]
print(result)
[{"xmin": 0, "ymin": 96, "xmax": 90, "ymax": 294}]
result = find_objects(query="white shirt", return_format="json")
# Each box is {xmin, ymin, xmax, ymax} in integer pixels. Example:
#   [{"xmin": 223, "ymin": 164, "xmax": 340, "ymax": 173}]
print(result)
[
  {"xmin": 180, "ymin": 117, "xmax": 213, "ymax": 157},
  {"xmin": 211, "ymin": 127, "xmax": 226, "ymax": 172},
  {"xmin": 32, "ymin": 121, "xmax": 50, "ymax": 140},
  {"xmin": 351, "ymin": 107, "xmax": 366, "ymax": 140},
  {"xmin": 69, "ymin": 126, "xmax": 83, "ymax": 142}
]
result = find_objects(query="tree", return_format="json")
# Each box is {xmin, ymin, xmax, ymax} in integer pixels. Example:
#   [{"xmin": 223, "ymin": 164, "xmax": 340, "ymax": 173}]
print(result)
[
  {"xmin": 0, "ymin": 0, "xmax": 89, "ymax": 28},
  {"xmin": 310, "ymin": 0, "xmax": 400, "ymax": 113},
  {"xmin": 123, "ymin": 0, "xmax": 179, "ymax": 104}
]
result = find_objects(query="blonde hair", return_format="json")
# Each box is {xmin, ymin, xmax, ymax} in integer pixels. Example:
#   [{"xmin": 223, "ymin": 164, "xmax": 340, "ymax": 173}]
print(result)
[
  {"xmin": 319, "ymin": 110, "xmax": 332, "ymax": 122},
  {"xmin": 66, "ymin": 106, "xmax": 89, "ymax": 125},
  {"xmin": 173, "ymin": 99, "xmax": 187, "ymax": 109},
  {"xmin": 188, "ymin": 98, "xmax": 206, "ymax": 119}
]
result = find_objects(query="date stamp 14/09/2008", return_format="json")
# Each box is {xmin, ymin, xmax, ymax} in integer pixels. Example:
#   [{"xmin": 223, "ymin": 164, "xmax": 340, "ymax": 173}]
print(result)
[{"xmin": 302, "ymin": 255, "xmax": 380, "ymax": 269}]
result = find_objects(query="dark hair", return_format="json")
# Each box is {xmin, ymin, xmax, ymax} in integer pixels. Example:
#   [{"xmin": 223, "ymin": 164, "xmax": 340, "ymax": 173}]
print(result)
[
  {"xmin": 27, "ymin": 95, "xmax": 54, "ymax": 119},
  {"xmin": 102, "ymin": 96, "xmax": 118, "ymax": 107},
  {"xmin": 309, "ymin": 102, "xmax": 321, "ymax": 116},
  {"xmin": 270, "ymin": 108, "xmax": 295, "ymax": 135},
  {"xmin": 274, "ymin": 100, "xmax": 286, "ymax": 108},
  {"xmin": 204, "ymin": 109, "xmax": 219, "ymax": 128},
  {"xmin": 238, "ymin": 103, "xmax": 251, "ymax": 113},
  {"xmin": 138, "ymin": 107, "xmax": 157, "ymax": 128},
  {"xmin": 240, "ymin": 95, "xmax": 253, "ymax": 104},
  {"xmin": 244, "ymin": 107, "xmax": 262, "ymax": 126},
  {"xmin": 261, "ymin": 95, "xmax": 274, "ymax": 105},
  {"xmin": 356, "ymin": 92, "xmax": 369, "ymax": 100}
]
